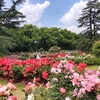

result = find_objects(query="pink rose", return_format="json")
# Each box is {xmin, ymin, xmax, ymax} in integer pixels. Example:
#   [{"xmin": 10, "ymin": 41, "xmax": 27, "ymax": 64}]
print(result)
[
  {"xmin": 7, "ymin": 83, "xmax": 16, "ymax": 90},
  {"xmin": 7, "ymin": 96, "xmax": 17, "ymax": 100},
  {"xmin": 97, "ymin": 94, "xmax": 100, "ymax": 100},
  {"xmin": 25, "ymin": 82, "xmax": 36, "ymax": 92},
  {"xmin": 73, "ymin": 89, "xmax": 77, "ymax": 96},
  {"xmin": 46, "ymin": 81, "xmax": 52, "ymax": 88},
  {"xmin": 60, "ymin": 87, "xmax": 66, "ymax": 94},
  {"xmin": 0, "ymin": 86, "xmax": 7, "ymax": 95},
  {"xmin": 52, "ymin": 77, "xmax": 58, "ymax": 82},
  {"xmin": 65, "ymin": 97, "xmax": 71, "ymax": 100}
]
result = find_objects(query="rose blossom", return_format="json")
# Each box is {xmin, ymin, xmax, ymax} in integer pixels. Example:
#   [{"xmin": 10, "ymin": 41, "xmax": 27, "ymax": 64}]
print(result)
[
  {"xmin": 97, "ymin": 94, "xmax": 100, "ymax": 100},
  {"xmin": 7, "ymin": 83, "xmax": 16, "ymax": 90},
  {"xmin": 7, "ymin": 96, "xmax": 17, "ymax": 100},
  {"xmin": 73, "ymin": 89, "xmax": 77, "ymax": 96},
  {"xmin": 0, "ymin": 86, "xmax": 7, "ymax": 96},
  {"xmin": 60, "ymin": 87, "xmax": 66, "ymax": 94},
  {"xmin": 25, "ymin": 82, "xmax": 36, "ymax": 92},
  {"xmin": 46, "ymin": 81, "xmax": 52, "ymax": 88},
  {"xmin": 42, "ymin": 70, "xmax": 48, "ymax": 79},
  {"xmin": 65, "ymin": 97, "xmax": 71, "ymax": 100},
  {"xmin": 52, "ymin": 77, "xmax": 58, "ymax": 82}
]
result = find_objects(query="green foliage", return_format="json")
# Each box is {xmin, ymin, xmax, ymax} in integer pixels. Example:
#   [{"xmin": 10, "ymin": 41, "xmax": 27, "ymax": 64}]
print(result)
[
  {"xmin": 49, "ymin": 46, "xmax": 61, "ymax": 53},
  {"xmin": 65, "ymin": 51, "xmax": 96, "ymax": 66},
  {"xmin": 0, "ymin": 35, "xmax": 17, "ymax": 53},
  {"xmin": 36, "ymin": 65, "xmax": 51, "ymax": 83},
  {"xmin": 12, "ymin": 65, "xmax": 23, "ymax": 82},
  {"xmin": 32, "ymin": 85, "xmax": 51, "ymax": 100},
  {"xmin": 83, "ymin": 55, "xmax": 95, "ymax": 66},
  {"xmin": 19, "ymin": 52, "xmax": 30, "ymax": 60},
  {"xmin": 74, "ymin": 36, "xmax": 94, "ymax": 53},
  {"xmin": 94, "ymin": 57, "xmax": 100, "ymax": 65},
  {"xmin": 6, "ymin": 24, "xmax": 78, "ymax": 52},
  {"xmin": 48, "ymin": 74, "xmax": 74, "ymax": 100},
  {"xmin": 40, "ymin": 48, "xmax": 44, "ymax": 52},
  {"xmin": 0, "ymin": 53, "xmax": 5, "ymax": 57},
  {"xmin": 92, "ymin": 40, "xmax": 100, "ymax": 57},
  {"xmin": 72, "ymin": 57, "xmax": 83, "ymax": 64}
]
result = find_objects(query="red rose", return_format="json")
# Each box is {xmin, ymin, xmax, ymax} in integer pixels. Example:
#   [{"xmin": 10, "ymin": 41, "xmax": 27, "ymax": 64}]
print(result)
[
  {"xmin": 42, "ymin": 71, "xmax": 48, "ymax": 79},
  {"xmin": 78, "ymin": 62, "xmax": 87, "ymax": 72},
  {"xmin": 25, "ymin": 65, "xmax": 31, "ymax": 73}
]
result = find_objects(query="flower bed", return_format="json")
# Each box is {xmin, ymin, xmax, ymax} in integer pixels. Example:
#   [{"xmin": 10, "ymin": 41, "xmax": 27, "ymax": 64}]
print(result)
[
  {"xmin": 24, "ymin": 59, "xmax": 100, "ymax": 100},
  {"xmin": 0, "ymin": 52, "xmax": 100, "ymax": 100},
  {"xmin": 0, "ymin": 53, "xmax": 67, "ymax": 82}
]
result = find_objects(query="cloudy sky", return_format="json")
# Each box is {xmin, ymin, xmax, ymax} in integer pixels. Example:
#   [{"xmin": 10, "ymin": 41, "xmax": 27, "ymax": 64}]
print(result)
[{"xmin": 5, "ymin": 0, "xmax": 89, "ymax": 33}]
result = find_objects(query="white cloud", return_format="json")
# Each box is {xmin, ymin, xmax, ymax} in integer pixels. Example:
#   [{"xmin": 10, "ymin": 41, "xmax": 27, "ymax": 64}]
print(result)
[
  {"xmin": 59, "ymin": 0, "xmax": 87, "ymax": 25},
  {"xmin": 59, "ymin": 0, "xmax": 87, "ymax": 33},
  {"xmin": 67, "ymin": 26, "xmax": 86, "ymax": 33},
  {"xmin": 19, "ymin": 0, "xmax": 50, "ymax": 24}
]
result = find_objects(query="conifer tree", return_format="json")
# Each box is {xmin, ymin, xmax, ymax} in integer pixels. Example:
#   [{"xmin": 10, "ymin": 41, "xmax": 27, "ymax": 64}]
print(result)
[
  {"xmin": 77, "ymin": 0, "xmax": 100, "ymax": 38},
  {"xmin": 0, "ymin": 0, "xmax": 26, "ymax": 53}
]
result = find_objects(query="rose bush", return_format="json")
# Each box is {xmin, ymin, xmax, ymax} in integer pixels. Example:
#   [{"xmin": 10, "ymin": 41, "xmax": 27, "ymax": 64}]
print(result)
[
  {"xmin": 0, "ymin": 52, "xmax": 100, "ymax": 100},
  {"xmin": 0, "ymin": 53, "xmax": 67, "ymax": 82},
  {"xmin": 24, "ymin": 59, "xmax": 100, "ymax": 100},
  {"xmin": 0, "ymin": 82, "xmax": 17, "ymax": 100}
]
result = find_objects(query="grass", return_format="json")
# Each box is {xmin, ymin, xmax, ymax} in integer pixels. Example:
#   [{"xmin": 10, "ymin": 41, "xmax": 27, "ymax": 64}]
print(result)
[
  {"xmin": 0, "ymin": 78, "xmax": 25, "ymax": 100},
  {"xmin": 86, "ymin": 65, "xmax": 99, "ymax": 70}
]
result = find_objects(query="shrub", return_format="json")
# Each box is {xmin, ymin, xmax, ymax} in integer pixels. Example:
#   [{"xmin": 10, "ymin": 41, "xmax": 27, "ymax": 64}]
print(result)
[
  {"xmin": 19, "ymin": 52, "xmax": 30, "ymax": 60},
  {"xmin": 72, "ymin": 57, "xmax": 83, "ymax": 64},
  {"xmin": 83, "ymin": 55, "xmax": 95, "ymax": 66},
  {"xmin": 49, "ymin": 46, "xmax": 61, "ymax": 53},
  {"xmin": 12, "ymin": 65, "xmax": 23, "ymax": 82},
  {"xmin": 35, "ymin": 65, "xmax": 51, "ymax": 84},
  {"xmin": 94, "ymin": 57, "xmax": 100, "ymax": 65},
  {"xmin": 92, "ymin": 40, "xmax": 100, "ymax": 57},
  {"xmin": 32, "ymin": 85, "xmax": 50, "ymax": 100}
]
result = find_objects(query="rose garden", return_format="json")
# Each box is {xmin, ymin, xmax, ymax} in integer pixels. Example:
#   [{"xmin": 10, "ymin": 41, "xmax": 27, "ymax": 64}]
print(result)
[
  {"xmin": 1, "ymin": 0, "xmax": 100, "ymax": 100},
  {"xmin": 0, "ymin": 50, "xmax": 100, "ymax": 100}
]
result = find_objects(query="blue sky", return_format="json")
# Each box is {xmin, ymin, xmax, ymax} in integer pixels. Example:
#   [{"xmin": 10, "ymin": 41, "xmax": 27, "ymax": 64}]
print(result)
[{"xmin": 5, "ymin": 0, "xmax": 89, "ymax": 33}]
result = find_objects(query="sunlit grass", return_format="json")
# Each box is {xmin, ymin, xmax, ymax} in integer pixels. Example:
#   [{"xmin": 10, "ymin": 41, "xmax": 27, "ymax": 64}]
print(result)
[
  {"xmin": 0, "ymin": 78, "xmax": 25, "ymax": 100},
  {"xmin": 86, "ymin": 65, "xmax": 99, "ymax": 70}
]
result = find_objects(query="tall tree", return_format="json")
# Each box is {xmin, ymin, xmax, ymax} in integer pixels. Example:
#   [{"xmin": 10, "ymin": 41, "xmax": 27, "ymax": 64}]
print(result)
[
  {"xmin": 77, "ymin": 0, "xmax": 100, "ymax": 38},
  {"xmin": 0, "ymin": 0, "xmax": 26, "ymax": 29},
  {"xmin": 0, "ymin": 0, "xmax": 26, "ymax": 53}
]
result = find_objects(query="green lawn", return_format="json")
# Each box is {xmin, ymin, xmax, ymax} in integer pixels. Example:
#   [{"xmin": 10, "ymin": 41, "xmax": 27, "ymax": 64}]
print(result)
[
  {"xmin": 86, "ymin": 65, "xmax": 99, "ymax": 70},
  {"xmin": 0, "ymin": 78, "xmax": 25, "ymax": 100}
]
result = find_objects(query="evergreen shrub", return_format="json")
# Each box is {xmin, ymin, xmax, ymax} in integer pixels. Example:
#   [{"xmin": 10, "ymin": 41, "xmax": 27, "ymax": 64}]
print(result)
[{"xmin": 92, "ymin": 40, "xmax": 100, "ymax": 57}]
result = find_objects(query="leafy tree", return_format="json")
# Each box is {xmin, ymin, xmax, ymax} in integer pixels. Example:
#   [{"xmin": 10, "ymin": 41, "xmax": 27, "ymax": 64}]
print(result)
[
  {"xmin": 7, "ymin": 23, "xmax": 79, "ymax": 52},
  {"xmin": 59, "ymin": 29, "xmax": 76, "ymax": 50},
  {"xmin": 10, "ymin": 24, "xmax": 43, "ymax": 52},
  {"xmin": 39, "ymin": 27, "xmax": 58, "ymax": 50},
  {"xmin": 77, "ymin": 0, "xmax": 100, "ymax": 38},
  {"xmin": 0, "ymin": 0, "xmax": 25, "ymax": 53}
]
